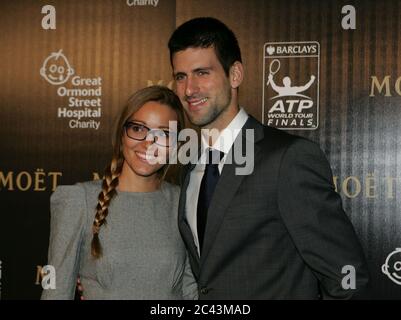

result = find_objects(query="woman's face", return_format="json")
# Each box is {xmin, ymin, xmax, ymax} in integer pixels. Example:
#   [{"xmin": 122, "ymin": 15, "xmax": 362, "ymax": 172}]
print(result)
[{"xmin": 122, "ymin": 101, "xmax": 178, "ymax": 178}]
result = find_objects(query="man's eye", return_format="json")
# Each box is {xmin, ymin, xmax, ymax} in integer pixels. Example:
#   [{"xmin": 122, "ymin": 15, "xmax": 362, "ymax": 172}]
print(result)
[
  {"xmin": 197, "ymin": 71, "xmax": 208, "ymax": 76},
  {"xmin": 175, "ymin": 75, "xmax": 185, "ymax": 81}
]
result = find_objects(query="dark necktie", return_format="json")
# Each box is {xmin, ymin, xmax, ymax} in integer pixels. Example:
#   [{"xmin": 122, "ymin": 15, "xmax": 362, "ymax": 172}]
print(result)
[{"xmin": 197, "ymin": 149, "xmax": 223, "ymax": 254}]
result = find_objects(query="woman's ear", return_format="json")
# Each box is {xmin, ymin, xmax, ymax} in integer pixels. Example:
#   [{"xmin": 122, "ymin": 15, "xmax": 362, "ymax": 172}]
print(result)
[{"xmin": 229, "ymin": 61, "xmax": 244, "ymax": 89}]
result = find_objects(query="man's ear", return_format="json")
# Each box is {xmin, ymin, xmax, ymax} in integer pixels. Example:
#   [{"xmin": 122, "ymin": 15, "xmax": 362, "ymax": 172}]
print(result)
[{"xmin": 229, "ymin": 61, "xmax": 244, "ymax": 89}]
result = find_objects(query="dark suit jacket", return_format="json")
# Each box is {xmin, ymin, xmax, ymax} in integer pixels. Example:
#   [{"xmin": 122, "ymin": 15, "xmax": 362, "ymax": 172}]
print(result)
[{"xmin": 178, "ymin": 116, "xmax": 369, "ymax": 299}]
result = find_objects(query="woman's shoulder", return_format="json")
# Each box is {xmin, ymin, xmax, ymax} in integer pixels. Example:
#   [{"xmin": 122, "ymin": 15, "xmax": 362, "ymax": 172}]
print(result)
[
  {"xmin": 51, "ymin": 180, "xmax": 102, "ymax": 203},
  {"xmin": 160, "ymin": 181, "xmax": 181, "ymax": 201},
  {"xmin": 76, "ymin": 179, "xmax": 103, "ymax": 193},
  {"xmin": 49, "ymin": 181, "xmax": 101, "ymax": 228},
  {"xmin": 161, "ymin": 181, "xmax": 180, "ymax": 193}
]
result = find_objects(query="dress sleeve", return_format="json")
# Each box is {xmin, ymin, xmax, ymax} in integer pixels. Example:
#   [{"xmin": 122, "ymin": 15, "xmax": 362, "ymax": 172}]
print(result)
[
  {"xmin": 41, "ymin": 184, "xmax": 87, "ymax": 300},
  {"xmin": 181, "ymin": 252, "xmax": 199, "ymax": 300}
]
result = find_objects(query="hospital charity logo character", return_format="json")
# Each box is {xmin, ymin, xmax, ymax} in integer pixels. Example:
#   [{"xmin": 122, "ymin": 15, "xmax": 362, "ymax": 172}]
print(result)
[
  {"xmin": 382, "ymin": 248, "xmax": 401, "ymax": 285},
  {"xmin": 40, "ymin": 49, "xmax": 74, "ymax": 85}
]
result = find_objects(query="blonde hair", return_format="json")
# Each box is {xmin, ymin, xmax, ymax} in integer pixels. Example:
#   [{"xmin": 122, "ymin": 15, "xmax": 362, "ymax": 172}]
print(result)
[{"xmin": 91, "ymin": 86, "xmax": 185, "ymax": 258}]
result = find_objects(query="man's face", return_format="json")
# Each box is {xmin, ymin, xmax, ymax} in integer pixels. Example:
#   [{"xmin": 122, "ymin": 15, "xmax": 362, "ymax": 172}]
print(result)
[{"xmin": 172, "ymin": 47, "xmax": 233, "ymax": 129}]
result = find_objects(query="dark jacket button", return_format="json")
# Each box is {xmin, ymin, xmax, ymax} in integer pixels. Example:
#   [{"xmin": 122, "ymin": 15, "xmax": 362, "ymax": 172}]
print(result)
[{"xmin": 200, "ymin": 287, "xmax": 209, "ymax": 294}]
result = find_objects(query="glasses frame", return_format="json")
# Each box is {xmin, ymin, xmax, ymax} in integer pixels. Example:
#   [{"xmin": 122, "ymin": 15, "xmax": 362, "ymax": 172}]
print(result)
[{"xmin": 123, "ymin": 121, "xmax": 176, "ymax": 147}]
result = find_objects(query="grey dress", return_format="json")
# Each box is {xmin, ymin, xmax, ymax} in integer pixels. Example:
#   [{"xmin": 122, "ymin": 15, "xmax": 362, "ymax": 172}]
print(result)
[{"xmin": 41, "ymin": 180, "xmax": 198, "ymax": 300}]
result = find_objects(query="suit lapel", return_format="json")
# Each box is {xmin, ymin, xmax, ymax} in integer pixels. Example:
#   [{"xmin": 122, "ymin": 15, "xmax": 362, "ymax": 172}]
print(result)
[{"xmin": 200, "ymin": 116, "xmax": 264, "ymax": 267}]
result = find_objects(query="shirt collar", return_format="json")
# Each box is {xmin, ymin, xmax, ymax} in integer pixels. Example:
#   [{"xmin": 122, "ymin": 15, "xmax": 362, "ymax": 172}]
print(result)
[{"xmin": 200, "ymin": 107, "xmax": 249, "ymax": 156}]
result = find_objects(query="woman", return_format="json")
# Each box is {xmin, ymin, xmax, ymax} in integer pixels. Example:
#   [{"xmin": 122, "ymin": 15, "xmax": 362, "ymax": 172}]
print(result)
[{"xmin": 41, "ymin": 86, "xmax": 198, "ymax": 300}]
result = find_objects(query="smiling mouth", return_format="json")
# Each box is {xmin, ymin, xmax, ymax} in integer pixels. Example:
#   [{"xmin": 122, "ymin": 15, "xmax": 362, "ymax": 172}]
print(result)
[
  {"xmin": 187, "ymin": 97, "xmax": 208, "ymax": 109},
  {"xmin": 392, "ymin": 272, "xmax": 401, "ymax": 280},
  {"xmin": 48, "ymin": 74, "xmax": 63, "ymax": 81},
  {"xmin": 135, "ymin": 151, "xmax": 157, "ymax": 163}
]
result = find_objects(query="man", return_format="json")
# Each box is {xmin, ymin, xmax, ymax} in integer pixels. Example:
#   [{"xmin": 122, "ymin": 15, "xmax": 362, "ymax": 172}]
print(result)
[{"xmin": 169, "ymin": 17, "xmax": 369, "ymax": 299}]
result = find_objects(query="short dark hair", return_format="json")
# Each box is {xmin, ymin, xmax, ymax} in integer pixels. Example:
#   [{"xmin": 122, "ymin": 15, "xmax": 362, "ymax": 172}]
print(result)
[{"xmin": 168, "ymin": 17, "xmax": 242, "ymax": 76}]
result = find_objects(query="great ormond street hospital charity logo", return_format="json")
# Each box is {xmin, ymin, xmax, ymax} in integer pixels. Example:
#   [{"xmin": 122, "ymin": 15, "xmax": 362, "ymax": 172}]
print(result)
[
  {"xmin": 382, "ymin": 248, "xmax": 401, "ymax": 285},
  {"xmin": 40, "ymin": 49, "xmax": 74, "ymax": 85},
  {"xmin": 39, "ymin": 49, "xmax": 103, "ymax": 130}
]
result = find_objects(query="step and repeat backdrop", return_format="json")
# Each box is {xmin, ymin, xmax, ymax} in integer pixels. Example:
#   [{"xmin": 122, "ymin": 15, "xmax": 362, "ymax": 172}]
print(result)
[{"xmin": 0, "ymin": 0, "xmax": 400, "ymax": 299}]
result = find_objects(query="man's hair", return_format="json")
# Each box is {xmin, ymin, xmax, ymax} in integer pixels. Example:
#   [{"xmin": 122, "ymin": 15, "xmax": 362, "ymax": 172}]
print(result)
[{"xmin": 168, "ymin": 17, "xmax": 242, "ymax": 76}]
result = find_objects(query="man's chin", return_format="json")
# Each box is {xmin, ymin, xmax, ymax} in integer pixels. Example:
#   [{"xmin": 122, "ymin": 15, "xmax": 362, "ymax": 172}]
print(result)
[{"xmin": 188, "ymin": 113, "xmax": 216, "ymax": 128}]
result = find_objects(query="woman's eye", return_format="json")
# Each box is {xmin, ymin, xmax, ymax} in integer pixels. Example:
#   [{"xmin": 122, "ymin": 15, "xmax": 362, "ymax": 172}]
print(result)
[{"xmin": 132, "ymin": 124, "xmax": 145, "ymax": 132}]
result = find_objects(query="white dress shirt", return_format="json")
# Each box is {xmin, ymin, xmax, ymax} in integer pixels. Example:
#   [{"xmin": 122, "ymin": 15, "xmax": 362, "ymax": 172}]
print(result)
[{"xmin": 185, "ymin": 108, "xmax": 249, "ymax": 256}]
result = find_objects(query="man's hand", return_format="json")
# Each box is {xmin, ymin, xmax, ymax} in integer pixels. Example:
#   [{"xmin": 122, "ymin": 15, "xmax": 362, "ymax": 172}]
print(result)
[{"xmin": 76, "ymin": 277, "xmax": 85, "ymax": 300}]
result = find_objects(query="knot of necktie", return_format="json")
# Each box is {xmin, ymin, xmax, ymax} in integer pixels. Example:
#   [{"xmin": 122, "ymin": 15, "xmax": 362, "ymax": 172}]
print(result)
[{"xmin": 206, "ymin": 148, "xmax": 224, "ymax": 165}]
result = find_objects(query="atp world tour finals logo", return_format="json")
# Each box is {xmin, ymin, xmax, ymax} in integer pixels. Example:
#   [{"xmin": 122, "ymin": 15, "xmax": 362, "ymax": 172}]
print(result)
[{"xmin": 262, "ymin": 41, "xmax": 320, "ymax": 130}]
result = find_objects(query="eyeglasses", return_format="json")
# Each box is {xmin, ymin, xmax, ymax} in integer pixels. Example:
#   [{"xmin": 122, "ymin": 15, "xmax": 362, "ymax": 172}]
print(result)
[{"xmin": 124, "ymin": 121, "xmax": 176, "ymax": 147}]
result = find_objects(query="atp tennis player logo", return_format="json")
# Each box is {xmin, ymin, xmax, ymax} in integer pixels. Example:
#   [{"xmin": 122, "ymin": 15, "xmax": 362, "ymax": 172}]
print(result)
[{"xmin": 262, "ymin": 41, "xmax": 320, "ymax": 130}]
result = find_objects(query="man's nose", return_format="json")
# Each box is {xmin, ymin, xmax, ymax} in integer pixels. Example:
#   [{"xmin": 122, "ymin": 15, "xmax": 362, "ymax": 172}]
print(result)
[{"xmin": 185, "ymin": 76, "xmax": 199, "ymax": 97}]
